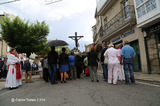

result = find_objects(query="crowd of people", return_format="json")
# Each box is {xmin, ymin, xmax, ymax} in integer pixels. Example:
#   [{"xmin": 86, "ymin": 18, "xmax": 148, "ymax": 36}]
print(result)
[
  {"xmin": 42, "ymin": 46, "xmax": 87, "ymax": 84},
  {"xmin": 40, "ymin": 40, "xmax": 136, "ymax": 85},
  {"xmin": 0, "ymin": 59, "xmax": 7, "ymax": 79},
  {"xmin": 2, "ymin": 40, "xmax": 136, "ymax": 90},
  {"xmin": 102, "ymin": 41, "xmax": 136, "ymax": 85}
]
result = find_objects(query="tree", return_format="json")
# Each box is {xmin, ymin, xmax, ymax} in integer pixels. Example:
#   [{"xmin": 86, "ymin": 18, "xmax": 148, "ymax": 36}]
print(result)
[
  {"xmin": 36, "ymin": 47, "xmax": 51, "ymax": 58},
  {"xmin": 0, "ymin": 16, "xmax": 49, "ymax": 57}
]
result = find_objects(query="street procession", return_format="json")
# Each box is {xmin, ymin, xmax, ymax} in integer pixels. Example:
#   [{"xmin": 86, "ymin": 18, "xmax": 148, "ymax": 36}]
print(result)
[{"xmin": 0, "ymin": 0, "xmax": 160, "ymax": 106}]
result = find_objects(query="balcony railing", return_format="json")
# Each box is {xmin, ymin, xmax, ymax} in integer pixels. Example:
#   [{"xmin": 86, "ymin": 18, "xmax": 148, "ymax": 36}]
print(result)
[{"xmin": 100, "ymin": 5, "xmax": 136, "ymax": 38}]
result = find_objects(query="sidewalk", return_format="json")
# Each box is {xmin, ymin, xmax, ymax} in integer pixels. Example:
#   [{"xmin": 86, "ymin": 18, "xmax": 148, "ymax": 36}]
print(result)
[
  {"xmin": 0, "ymin": 74, "xmax": 40, "ymax": 90},
  {"xmin": 98, "ymin": 70, "xmax": 160, "ymax": 82},
  {"xmin": 134, "ymin": 72, "xmax": 160, "ymax": 82}
]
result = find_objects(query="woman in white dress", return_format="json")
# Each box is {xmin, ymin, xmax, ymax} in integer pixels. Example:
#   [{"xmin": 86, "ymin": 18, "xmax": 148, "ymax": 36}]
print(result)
[
  {"xmin": 5, "ymin": 48, "xmax": 22, "ymax": 89},
  {"xmin": 104, "ymin": 44, "xmax": 121, "ymax": 85}
]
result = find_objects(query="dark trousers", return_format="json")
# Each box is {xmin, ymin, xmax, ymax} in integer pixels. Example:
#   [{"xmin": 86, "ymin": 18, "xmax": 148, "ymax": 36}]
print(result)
[
  {"xmin": 43, "ymin": 68, "xmax": 50, "ymax": 82},
  {"xmin": 76, "ymin": 66, "xmax": 82, "ymax": 78},
  {"xmin": 49, "ymin": 64, "xmax": 57, "ymax": 84},
  {"xmin": 0, "ymin": 69, "xmax": 2, "ymax": 79},
  {"xmin": 3, "ymin": 70, "xmax": 7, "ymax": 78},
  {"xmin": 102, "ymin": 64, "xmax": 108, "ymax": 81},
  {"xmin": 123, "ymin": 58, "xmax": 135, "ymax": 84}
]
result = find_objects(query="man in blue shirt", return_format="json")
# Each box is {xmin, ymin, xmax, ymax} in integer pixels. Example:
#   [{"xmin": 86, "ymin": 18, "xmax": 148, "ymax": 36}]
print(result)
[{"xmin": 120, "ymin": 41, "xmax": 136, "ymax": 84}]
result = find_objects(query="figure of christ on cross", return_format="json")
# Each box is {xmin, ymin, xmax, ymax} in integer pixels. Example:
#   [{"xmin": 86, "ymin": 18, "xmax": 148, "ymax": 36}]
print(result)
[{"xmin": 68, "ymin": 32, "xmax": 84, "ymax": 48}]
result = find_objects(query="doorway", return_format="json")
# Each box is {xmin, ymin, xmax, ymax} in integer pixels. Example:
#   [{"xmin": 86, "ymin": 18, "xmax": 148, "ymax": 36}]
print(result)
[{"xmin": 130, "ymin": 40, "xmax": 142, "ymax": 72}]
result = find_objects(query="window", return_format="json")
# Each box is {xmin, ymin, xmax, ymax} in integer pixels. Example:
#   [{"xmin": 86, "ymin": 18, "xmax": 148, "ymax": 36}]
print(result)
[
  {"xmin": 137, "ymin": 4, "xmax": 146, "ymax": 18},
  {"xmin": 123, "ymin": 0, "xmax": 130, "ymax": 19},
  {"xmin": 150, "ymin": 0, "xmax": 156, "ymax": 10},
  {"xmin": 146, "ymin": 0, "xmax": 157, "ymax": 13},
  {"xmin": 136, "ymin": 0, "xmax": 144, "ymax": 7},
  {"xmin": 146, "ymin": 1, "xmax": 151, "ymax": 13},
  {"xmin": 136, "ymin": 0, "xmax": 157, "ymax": 18}
]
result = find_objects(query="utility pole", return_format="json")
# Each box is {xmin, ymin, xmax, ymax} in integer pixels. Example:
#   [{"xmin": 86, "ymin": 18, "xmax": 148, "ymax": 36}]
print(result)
[{"xmin": 68, "ymin": 32, "xmax": 84, "ymax": 48}]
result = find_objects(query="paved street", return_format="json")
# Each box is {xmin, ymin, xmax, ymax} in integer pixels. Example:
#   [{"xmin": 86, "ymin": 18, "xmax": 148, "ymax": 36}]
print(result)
[{"xmin": 0, "ymin": 74, "xmax": 160, "ymax": 106}]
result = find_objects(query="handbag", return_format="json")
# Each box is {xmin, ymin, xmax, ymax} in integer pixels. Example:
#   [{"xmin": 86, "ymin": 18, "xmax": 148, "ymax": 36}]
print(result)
[
  {"xmin": 85, "ymin": 67, "xmax": 89, "ymax": 74},
  {"xmin": 104, "ymin": 56, "xmax": 108, "ymax": 64}
]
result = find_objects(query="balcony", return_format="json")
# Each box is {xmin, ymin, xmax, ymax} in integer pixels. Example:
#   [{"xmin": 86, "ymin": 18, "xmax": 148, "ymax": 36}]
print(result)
[{"xmin": 100, "ymin": 5, "xmax": 136, "ymax": 41}]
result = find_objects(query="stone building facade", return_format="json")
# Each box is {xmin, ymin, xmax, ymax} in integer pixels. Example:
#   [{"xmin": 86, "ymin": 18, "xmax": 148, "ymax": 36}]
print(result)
[
  {"xmin": 133, "ymin": 0, "xmax": 160, "ymax": 74},
  {"xmin": 93, "ymin": 0, "xmax": 149, "ymax": 73}
]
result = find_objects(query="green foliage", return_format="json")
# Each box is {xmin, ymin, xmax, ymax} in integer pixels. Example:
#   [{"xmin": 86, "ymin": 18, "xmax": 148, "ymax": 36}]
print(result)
[
  {"xmin": 0, "ymin": 16, "xmax": 49, "ymax": 57},
  {"xmin": 36, "ymin": 47, "xmax": 51, "ymax": 58}
]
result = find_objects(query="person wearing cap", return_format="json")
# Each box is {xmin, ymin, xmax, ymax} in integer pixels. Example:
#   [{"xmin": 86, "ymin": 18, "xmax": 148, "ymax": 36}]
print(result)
[
  {"xmin": 104, "ymin": 43, "xmax": 120, "ymax": 84},
  {"xmin": 120, "ymin": 41, "xmax": 136, "ymax": 84},
  {"xmin": 100, "ymin": 43, "xmax": 108, "ymax": 81}
]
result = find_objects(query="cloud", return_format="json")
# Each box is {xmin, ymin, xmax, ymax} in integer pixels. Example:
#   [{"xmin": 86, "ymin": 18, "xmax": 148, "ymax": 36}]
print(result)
[
  {"xmin": 1, "ymin": 0, "xmax": 95, "ymax": 22},
  {"xmin": 1, "ymin": 0, "xmax": 96, "ymax": 52}
]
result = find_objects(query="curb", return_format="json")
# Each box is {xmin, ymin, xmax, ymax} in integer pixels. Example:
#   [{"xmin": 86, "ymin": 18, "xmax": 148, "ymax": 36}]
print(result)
[
  {"xmin": 135, "ymin": 79, "xmax": 160, "ymax": 84},
  {"xmin": 98, "ymin": 71, "xmax": 160, "ymax": 83}
]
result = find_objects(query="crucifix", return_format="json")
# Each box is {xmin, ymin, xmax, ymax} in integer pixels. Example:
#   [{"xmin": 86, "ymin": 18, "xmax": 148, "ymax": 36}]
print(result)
[{"xmin": 68, "ymin": 32, "xmax": 84, "ymax": 48}]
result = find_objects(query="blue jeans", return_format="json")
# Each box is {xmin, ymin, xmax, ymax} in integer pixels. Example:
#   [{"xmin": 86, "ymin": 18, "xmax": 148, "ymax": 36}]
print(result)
[
  {"xmin": 49, "ymin": 64, "xmax": 57, "ymax": 84},
  {"xmin": 123, "ymin": 63, "xmax": 135, "ymax": 84},
  {"xmin": 102, "ymin": 64, "xmax": 108, "ymax": 81},
  {"xmin": 21, "ymin": 69, "xmax": 23, "ymax": 75}
]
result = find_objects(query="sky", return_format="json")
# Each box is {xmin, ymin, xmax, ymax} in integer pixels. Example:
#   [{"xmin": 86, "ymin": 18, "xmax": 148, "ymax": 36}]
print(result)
[{"xmin": 0, "ymin": 0, "xmax": 97, "ymax": 52}]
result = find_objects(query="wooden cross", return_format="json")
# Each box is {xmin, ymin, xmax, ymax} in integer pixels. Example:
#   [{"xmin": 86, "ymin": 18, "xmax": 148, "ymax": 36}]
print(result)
[{"xmin": 68, "ymin": 32, "xmax": 84, "ymax": 48}]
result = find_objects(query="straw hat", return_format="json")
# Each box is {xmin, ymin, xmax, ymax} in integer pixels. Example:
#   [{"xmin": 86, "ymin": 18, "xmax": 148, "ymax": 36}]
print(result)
[{"xmin": 108, "ymin": 43, "xmax": 114, "ymax": 47}]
